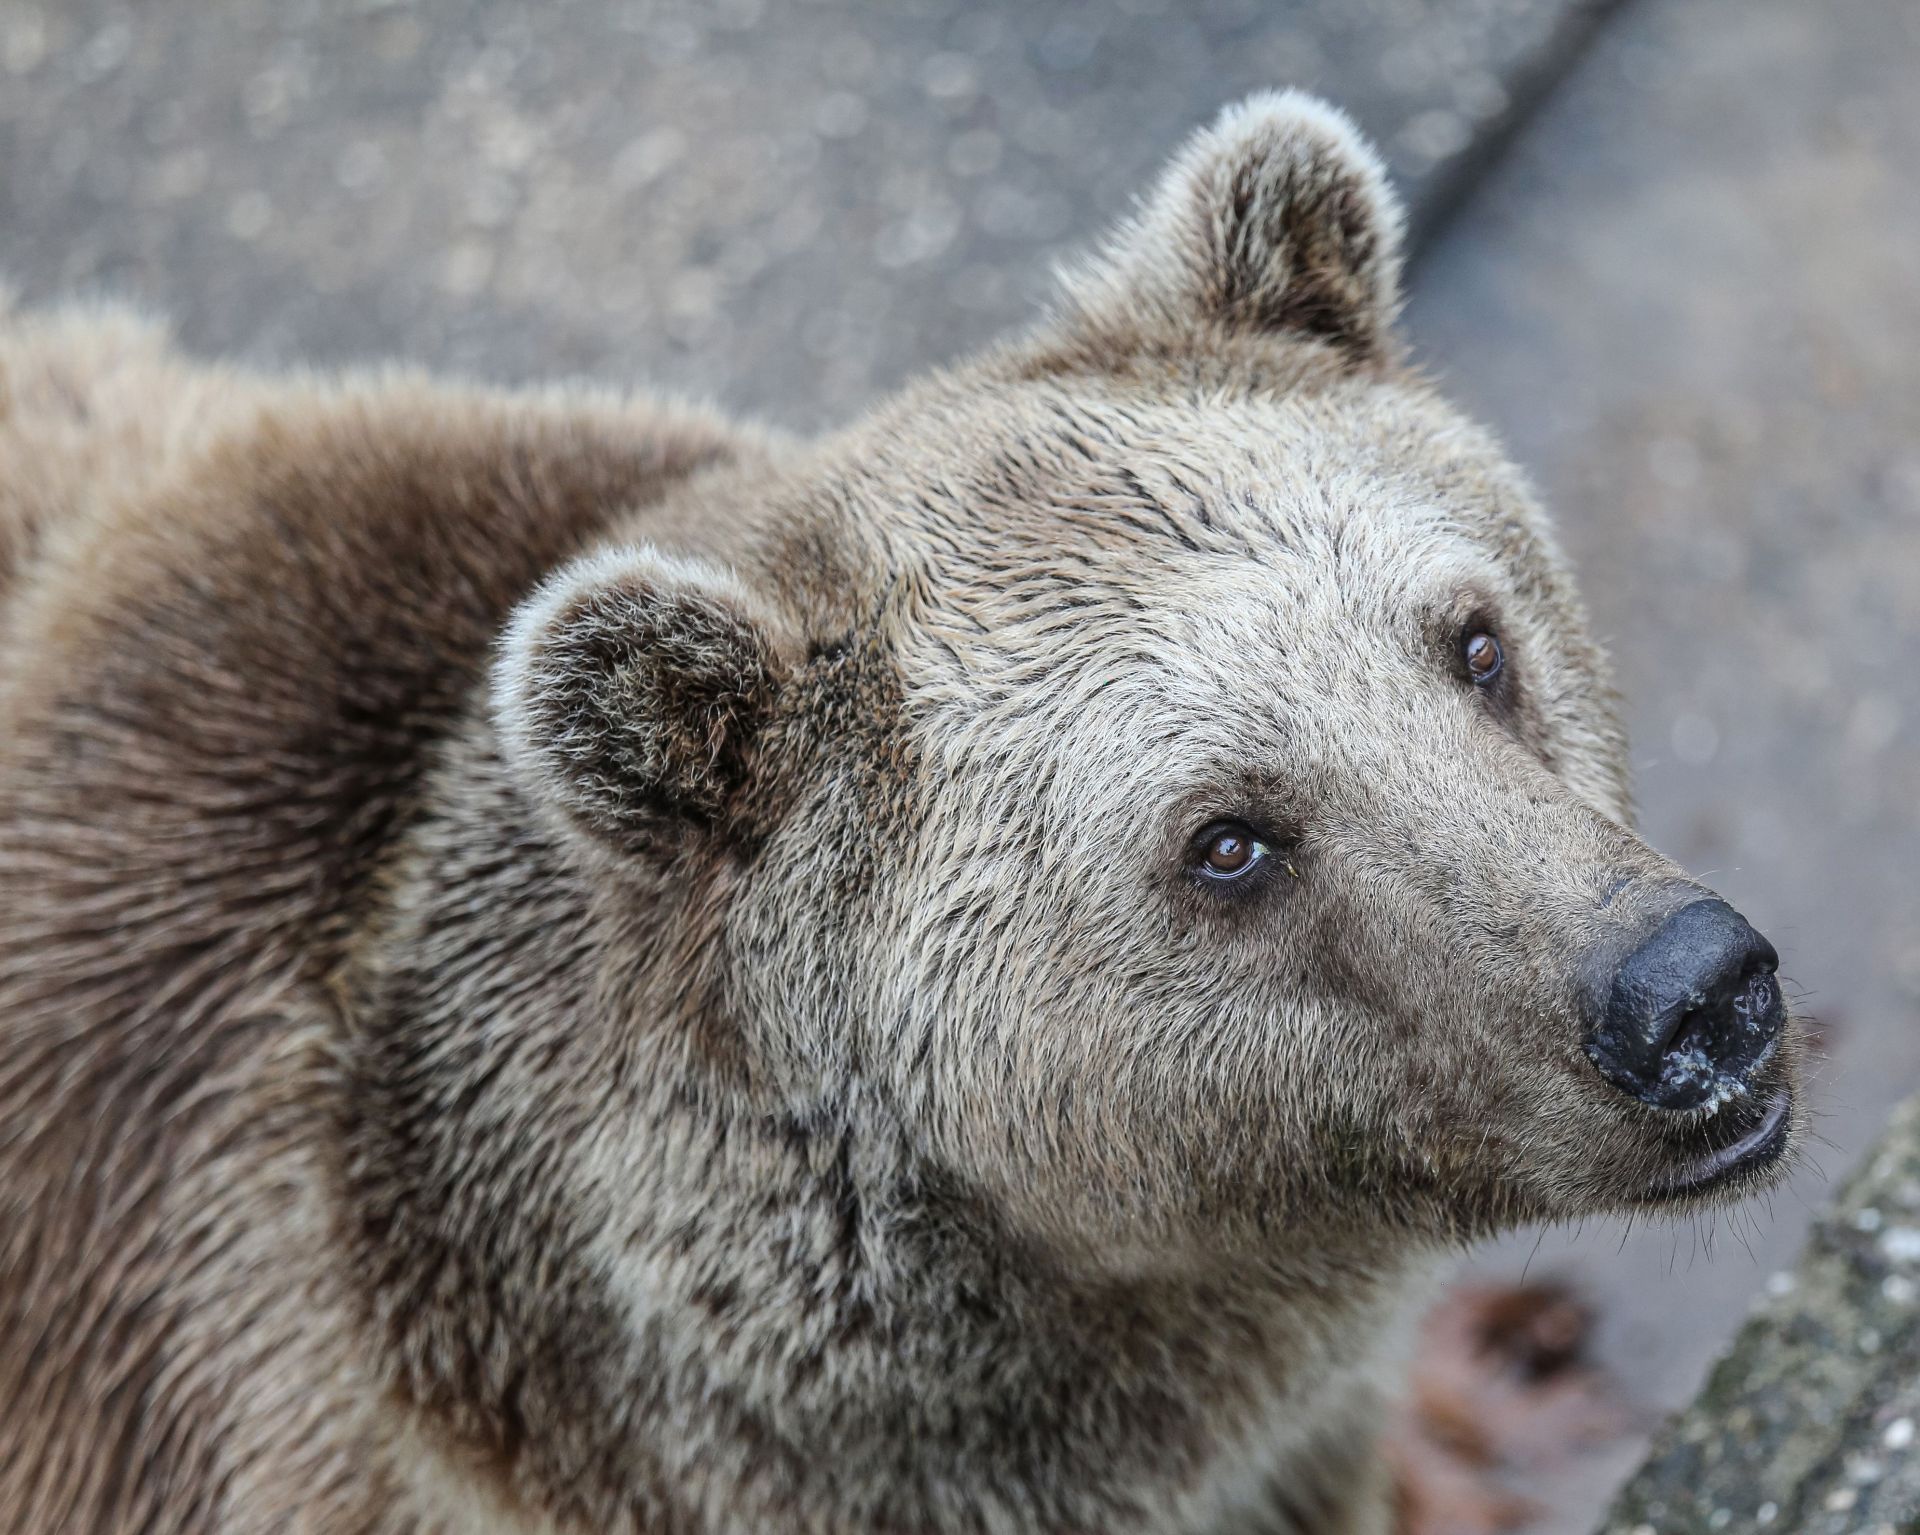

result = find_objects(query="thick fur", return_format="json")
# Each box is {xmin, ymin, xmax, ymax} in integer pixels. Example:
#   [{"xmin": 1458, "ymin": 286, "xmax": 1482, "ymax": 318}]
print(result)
[{"xmin": 0, "ymin": 96, "xmax": 1800, "ymax": 1534}]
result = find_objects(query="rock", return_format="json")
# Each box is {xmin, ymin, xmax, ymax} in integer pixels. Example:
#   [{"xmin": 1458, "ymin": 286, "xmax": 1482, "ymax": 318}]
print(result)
[{"xmin": 1599, "ymin": 1097, "xmax": 1920, "ymax": 1533}]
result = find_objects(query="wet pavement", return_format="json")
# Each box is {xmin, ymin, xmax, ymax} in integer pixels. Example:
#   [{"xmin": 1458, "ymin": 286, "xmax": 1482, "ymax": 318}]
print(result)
[{"xmin": 5, "ymin": 0, "xmax": 1919, "ymax": 1529}]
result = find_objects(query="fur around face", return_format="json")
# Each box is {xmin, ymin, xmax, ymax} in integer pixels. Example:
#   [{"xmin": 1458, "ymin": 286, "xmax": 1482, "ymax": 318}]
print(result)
[{"xmin": 0, "ymin": 95, "xmax": 1799, "ymax": 1535}]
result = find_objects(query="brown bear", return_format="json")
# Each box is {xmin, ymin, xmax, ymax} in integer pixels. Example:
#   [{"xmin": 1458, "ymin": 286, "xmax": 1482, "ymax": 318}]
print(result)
[{"xmin": 0, "ymin": 93, "xmax": 1801, "ymax": 1534}]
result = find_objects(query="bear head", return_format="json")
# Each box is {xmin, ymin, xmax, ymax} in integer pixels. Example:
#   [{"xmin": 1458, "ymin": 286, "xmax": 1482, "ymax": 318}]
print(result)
[{"xmin": 484, "ymin": 93, "xmax": 1802, "ymax": 1287}]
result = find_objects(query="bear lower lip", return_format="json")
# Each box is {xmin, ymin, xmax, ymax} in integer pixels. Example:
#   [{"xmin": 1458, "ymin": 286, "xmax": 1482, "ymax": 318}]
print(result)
[{"xmin": 1649, "ymin": 1085, "xmax": 1793, "ymax": 1200}]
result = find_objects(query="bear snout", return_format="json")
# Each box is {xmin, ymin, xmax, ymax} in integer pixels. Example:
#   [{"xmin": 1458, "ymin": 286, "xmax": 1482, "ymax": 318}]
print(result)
[{"xmin": 1579, "ymin": 896, "xmax": 1786, "ymax": 1114}]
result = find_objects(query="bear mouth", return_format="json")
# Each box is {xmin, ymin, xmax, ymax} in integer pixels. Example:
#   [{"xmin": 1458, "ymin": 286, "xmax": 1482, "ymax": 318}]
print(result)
[{"xmin": 1646, "ymin": 1083, "xmax": 1794, "ymax": 1201}]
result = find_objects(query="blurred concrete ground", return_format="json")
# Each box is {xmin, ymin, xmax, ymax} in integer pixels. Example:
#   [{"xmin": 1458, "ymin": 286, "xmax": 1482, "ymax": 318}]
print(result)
[
  {"xmin": 4, "ymin": 0, "xmax": 1919, "ymax": 1530},
  {"xmin": 1409, "ymin": 0, "xmax": 1920, "ymax": 1525},
  {"xmin": 0, "ymin": 0, "xmax": 1614, "ymax": 425}
]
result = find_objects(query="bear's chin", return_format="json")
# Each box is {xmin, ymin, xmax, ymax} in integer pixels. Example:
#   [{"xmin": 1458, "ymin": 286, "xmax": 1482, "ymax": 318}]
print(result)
[
  {"xmin": 1637, "ymin": 1081, "xmax": 1796, "ymax": 1206},
  {"xmin": 1547, "ymin": 1074, "xmax": 1801, "ymax": 1221}
]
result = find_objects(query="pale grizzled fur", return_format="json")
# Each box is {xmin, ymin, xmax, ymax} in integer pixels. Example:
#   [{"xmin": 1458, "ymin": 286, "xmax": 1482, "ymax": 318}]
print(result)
[{"xmin": 0, "ymin": 93, "xmax": 1800, "ymax": 1534}]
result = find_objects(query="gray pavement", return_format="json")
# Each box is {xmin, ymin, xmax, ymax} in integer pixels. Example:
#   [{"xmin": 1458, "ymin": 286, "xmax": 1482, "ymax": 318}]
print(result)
[
  {"xmin": 0, "ymin": 0, "xmax": 1613, "ymax": 427},
  {"xmin": 1408, "ymin": 0, "xmax": 1920, "ymax": 1524}
]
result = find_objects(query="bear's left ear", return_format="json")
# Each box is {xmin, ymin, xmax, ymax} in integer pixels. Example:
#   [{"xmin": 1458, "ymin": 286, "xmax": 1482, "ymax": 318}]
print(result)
[
  {"xmin": 1057, "ymin": 90, "xmax": 1405, "ymax": 362},
  {"xmin": 492, "ymin": 546, "xmax": 795, "ymax": 857}
]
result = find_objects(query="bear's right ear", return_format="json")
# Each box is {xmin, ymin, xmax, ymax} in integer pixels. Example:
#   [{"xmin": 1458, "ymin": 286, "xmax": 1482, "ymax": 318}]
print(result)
[
  {"xmin": 1056, "ymin": 90, "xmax": 1405, "ymax": 362},
  {"xmin": 492, "ymin": 547, "xmax": 794, "ymax": 856}
]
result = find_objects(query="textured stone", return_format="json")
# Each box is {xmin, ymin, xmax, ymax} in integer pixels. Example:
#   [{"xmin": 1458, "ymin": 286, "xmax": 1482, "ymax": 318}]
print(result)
[{"xmin": 1598, "ymin": 1098, "xmax": 1920, "ymax": 1532}]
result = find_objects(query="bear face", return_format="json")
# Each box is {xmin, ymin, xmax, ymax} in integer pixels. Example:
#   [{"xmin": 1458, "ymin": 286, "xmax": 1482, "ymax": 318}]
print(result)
[{"xmin": 493, "ymin": 94, "xmax": 1802, "ymax": 1291}]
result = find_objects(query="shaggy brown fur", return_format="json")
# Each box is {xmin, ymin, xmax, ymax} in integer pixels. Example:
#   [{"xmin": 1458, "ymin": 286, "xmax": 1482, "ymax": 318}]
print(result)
[{"xmin": 0, "ymin": 94, "xmax": 1800, "ymax": 1534}]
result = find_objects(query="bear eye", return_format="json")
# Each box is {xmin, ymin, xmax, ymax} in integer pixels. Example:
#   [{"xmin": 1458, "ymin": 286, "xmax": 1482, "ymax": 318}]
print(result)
[
  {"xmin": 1193, "ymin": 821, "xmax": 1270, "ymax": 883},
  {"xmin": 1463, "ymin": 629, "xmax": 1504, "ymax": 684}
]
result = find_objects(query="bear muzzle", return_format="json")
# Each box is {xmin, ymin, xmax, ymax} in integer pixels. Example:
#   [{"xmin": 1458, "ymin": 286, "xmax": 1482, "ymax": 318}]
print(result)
[{"xmin": 1580, "ymin": 896, "xmax": 1787, "ymax": 1116}]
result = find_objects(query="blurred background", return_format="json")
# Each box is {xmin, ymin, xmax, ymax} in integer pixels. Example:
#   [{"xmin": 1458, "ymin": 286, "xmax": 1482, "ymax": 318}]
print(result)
[{"xmin": 3, "ymin": 0, "xmax": 1916, "ymax": 1528}]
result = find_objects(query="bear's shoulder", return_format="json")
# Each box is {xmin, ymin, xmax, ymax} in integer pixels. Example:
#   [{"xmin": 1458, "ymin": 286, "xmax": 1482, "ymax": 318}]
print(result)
[{"xmin": 0, "ymin": 306, "xmax": 758, "ymax": 1158}]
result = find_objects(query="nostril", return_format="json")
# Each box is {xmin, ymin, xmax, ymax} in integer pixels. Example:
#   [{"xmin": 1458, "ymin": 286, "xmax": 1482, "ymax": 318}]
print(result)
[
  {"xmin": 1666, "ymin": 1000, "xmax": 1715, "ymax": 1061},
  {"xmin": 1583, "ymin": 897, "xmax": 1785, "ymax": 1112}
]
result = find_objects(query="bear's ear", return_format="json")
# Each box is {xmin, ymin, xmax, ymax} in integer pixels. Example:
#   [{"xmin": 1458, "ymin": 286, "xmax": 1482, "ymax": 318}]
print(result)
[
  {"xmin": 1057, "ymin": 91, "xmax": 1405, "ymax": 362},
  {"xmin": 493, "ymin": 547, "xmax": 794, "ymax": 856}
]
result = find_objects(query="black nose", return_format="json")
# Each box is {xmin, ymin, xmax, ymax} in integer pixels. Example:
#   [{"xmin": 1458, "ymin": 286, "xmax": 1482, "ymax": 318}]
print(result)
[{"xmin": 1583, "ymin": 898, "xmax": 1785, "ymax": 1111}]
